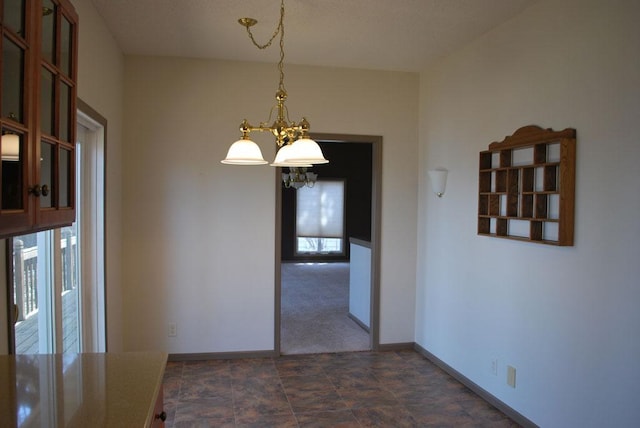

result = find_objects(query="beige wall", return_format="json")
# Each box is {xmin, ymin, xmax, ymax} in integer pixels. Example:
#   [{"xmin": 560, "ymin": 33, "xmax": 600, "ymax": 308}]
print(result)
[
  {"xmin": 72, "ymin": 0, "xmax": 125, "ymax": 351},
  {"xmin": 416, "ymin": 0, "xmax": 640, "ymax": 425},
  {"xmin": 121, "ymin": 57, "xmax": 419, "ymax": 352}
]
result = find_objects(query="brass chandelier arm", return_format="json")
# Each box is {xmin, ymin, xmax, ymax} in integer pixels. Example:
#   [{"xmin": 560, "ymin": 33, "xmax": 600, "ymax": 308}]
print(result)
[{"xmin": 240, "ymin": 116, "xmax": 310, "ymax": 148}]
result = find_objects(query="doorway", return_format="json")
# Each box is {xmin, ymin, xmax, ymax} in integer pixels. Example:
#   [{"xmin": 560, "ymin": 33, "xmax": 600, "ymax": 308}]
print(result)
[{"xmin": 275, "ymin": 134, "xmax": 382, "ymax": 355}]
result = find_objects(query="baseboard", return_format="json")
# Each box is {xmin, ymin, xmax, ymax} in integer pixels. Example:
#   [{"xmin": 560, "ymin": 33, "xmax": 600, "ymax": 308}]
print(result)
[
  {"xmin": 168, "ymin": 349, "xmax": 277, "ymax": 361},
  {"xmin": 348, "ymin": 312, "xmax": 370, "ymax": 333},
  {"xmin": 376, "ymin": 342, "xmax": 415, "ymax": 351},
  {"xmin": 413, "ymin": 343, "xmax": 538, "ymax": 428}
]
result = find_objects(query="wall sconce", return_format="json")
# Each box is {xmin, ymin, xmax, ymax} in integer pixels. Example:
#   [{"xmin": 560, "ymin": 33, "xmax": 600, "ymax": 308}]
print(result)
[{"xmin": 428, "ymin": 168, "xmax": 448, "ymax": 197}]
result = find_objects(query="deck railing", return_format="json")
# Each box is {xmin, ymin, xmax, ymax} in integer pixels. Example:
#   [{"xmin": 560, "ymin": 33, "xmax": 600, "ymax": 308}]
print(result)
[{"xmin": 13, "ymin": 233, "xmax": 77, "ymax": 322}]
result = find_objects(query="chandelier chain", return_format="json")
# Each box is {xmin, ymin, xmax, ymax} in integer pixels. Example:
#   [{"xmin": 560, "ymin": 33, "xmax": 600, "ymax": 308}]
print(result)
[{"xmin": 243, "ymin": 0, "xmax": 286, "ymax": 93}]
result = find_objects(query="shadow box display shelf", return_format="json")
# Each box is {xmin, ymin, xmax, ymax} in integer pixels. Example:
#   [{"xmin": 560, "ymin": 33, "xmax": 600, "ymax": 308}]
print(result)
[{"xmin": 477, "ymin": 125, "xmax": 576, "ymax": 246}]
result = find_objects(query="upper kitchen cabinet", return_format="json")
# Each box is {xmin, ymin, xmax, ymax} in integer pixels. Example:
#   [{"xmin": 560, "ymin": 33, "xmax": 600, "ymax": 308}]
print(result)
[{"xmin": 0, "ymin": 0, "xmax": 78, "ymax": 238}]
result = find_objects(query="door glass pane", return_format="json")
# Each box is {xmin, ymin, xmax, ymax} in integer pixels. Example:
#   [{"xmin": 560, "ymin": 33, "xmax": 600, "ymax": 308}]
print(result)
[
  {"xmin": 13, "ymin": 232, "xmax": 55, "ymax": 354},
  {"xmin": 3, "ymin": 0, "xmax": 25, "ymax": 37},
  {"xmin": 60, "ymin": 82, "xmax": 71, "ymax": 142},
  {"xmin": 40, "ymin": 68, "xmax": 55, "ymax": 135},
  {"xmin": 40, "ymin": 141, "xmax": 54, "ymax": 208},
  {"xmin": 59, "ymin": 148, "xmax": 70, "ymax": 207},
  {"xmin": 41, "ymin": 0, "xmax": 56, "ymax": 64},
  {"xmin": 2, "ymin": 37, "xmax": 24, "ymax": 122},
  {"xmin": 61, "ymin": 224, "xmax": 80, "ymax": 352},
  {"xmin": 1, "ymin": 130, "xmax": 24, "ymax": 209},
  {"xmin": 61, "ymin": 15, "xmax": 73, "ymax": 76}
]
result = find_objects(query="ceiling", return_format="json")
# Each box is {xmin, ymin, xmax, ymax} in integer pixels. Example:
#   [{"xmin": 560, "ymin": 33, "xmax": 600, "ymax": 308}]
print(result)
[{"xmin": 89, "ymin": 0, "xmax": 537, "ymax": 73}]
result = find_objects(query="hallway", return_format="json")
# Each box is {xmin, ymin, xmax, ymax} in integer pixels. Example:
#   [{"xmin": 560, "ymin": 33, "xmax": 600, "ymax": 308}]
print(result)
[{"xmin": 281, "ymin": 262, "xmax": 370, "ymax": 354}]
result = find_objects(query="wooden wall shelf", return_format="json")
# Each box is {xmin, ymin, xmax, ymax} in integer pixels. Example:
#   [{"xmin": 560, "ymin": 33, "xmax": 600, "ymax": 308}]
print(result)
[{"xmin": 478, "ymin": 125, "xmax": 576, "ymax": 246}]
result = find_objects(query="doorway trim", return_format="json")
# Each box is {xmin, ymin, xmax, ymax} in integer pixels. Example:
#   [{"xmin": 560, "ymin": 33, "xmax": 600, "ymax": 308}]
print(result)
[{"xmin": 274, "ymin": 133, "xmax": 382, "ymax": 355}]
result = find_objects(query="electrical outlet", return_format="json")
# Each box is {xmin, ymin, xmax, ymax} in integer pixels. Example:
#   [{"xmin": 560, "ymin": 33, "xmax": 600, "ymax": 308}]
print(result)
[
  {"xmin": 491, "ymin": 359, "xmax": 498, "ymax": 376},
  {"xmin": 507, "ymin": 365, "xmax": 516, "ymax": 388},
  {"xmin": 168, "ymin": 323, "xmax": 177, "ymax": 337}
]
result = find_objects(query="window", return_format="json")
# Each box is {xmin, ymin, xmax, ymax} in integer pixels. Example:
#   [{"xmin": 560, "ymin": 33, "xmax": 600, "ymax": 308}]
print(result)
[{"xmin": 295, "ymin": 180, "xmax": 345, "ymax": 255}]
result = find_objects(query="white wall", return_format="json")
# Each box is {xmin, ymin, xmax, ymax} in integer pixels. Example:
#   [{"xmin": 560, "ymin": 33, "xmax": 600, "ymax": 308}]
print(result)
[
  {"xmin": 416, "ymin": 0, "xmax": 640, "ymax": 426},
  {"xmin": 122, "ymin": 57, "xmax": 418, "ymax": 353},
  {"xmin": 72, "ymin": 0, "xmax": 125, "ymax": 351}
]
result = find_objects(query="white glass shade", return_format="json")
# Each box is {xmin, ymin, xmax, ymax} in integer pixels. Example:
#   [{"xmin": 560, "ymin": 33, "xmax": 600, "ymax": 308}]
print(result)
[
  {"xmin": 270, "ymin": 144, "xmax": 312, "ymax": 167},
  {"xmin": 1, "ymin": 133, "xmax": 20, "ymax": 161},
  {"xmin": 221, "ymin": 138, "xmax": 268, "ymax": 165},
  {"xmin": 286, "ymin": 138, "xmax": 329, "ymax": 165},
  {"xmin": 428, "ymin": 169, "xmax": 448, "ymax": 197}
]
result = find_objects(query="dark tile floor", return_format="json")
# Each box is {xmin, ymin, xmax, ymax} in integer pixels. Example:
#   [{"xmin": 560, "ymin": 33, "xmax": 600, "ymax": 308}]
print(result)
[{"xmin": 162, "ymin": 350, "xmax": 520, "ymax": 427}]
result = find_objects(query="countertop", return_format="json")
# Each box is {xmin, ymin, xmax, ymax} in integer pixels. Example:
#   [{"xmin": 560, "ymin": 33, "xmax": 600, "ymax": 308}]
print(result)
[{"xmin": 0, "ymin": 352, "xmax": 167, "ymax": 427}]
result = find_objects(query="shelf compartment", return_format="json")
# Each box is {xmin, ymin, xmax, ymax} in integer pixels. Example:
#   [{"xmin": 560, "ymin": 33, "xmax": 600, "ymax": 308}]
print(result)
[
  {"xmin": 530, "ymin": 221, "xmax": 543, "ymax": 241},
  {"xmin": 521, "ymin": 194, "xmax": 534, "ymax": 218},
  {"xmin": 478, "ymin": 194, "xmax": 488, "ymax": 216},
  {"xmin": 512, "ymin": 147, "xmax": 534, "ymax": 166},
  {"xmin": 479, "ymin": 171, "xmax": 491, "ymax": 193},
  {"xmin": 509, "ymin": 219, "xmax": 530, "ymax": 238},
  {"xmin": 489, "ymin": 194, "xmax": 500, "ymax": 216},
  {"xmin": 506, "ymin": 194, "xmax": 518, "ymax": 217},
  {"xmin": 535, "ymin": 194, "xmax": 548, "ymax": 219},
  {"xmin": 548, "ymin": 194, "xmax": 560, "ymax": 220},
  {"xmin": 478, "ymin": 217, "xmax": 490, "ymax": 235},
  {"xmin": 544, "ymin": 165, "xmax": 558, "ymax": 192},
  {"xmin": 534, "ymin": 143, "xmax": 547, "ymax": 164},
  {"xmin": 500, "ymin": 149, "xmax": 512, "ymax": 168},
  {"xmin": 479, "ymin": 151, "xmax": 492, "ymax": 170},
  {"xmin": 547, "ymin": 143, "xmax": 561, "ymax": 163},
  {"xmin": 522, "ymin": 167, "xmax": 534, "ymax": 192},
  {"xmin": 543, "ymin": 222, "xmax": 559, "ymax": 241},
  {"xmin": 495, "ymin": 170, "xmax": 507, "ymax": 193},
  {"xmin": 496, "ymin": 218, "xmax": 508, "ymax": 236}
]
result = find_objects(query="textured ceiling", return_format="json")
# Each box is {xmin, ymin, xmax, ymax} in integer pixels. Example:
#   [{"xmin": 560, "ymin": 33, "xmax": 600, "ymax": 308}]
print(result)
[{"xmin": 90, "ymin": 0, "xmax": 536, "ymax": 72}]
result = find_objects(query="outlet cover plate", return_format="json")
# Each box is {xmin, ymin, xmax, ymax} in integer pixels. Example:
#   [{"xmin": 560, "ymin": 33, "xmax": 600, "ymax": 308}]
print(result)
[{"xmin": 507, "ymin": 365, "xmax": 516, "ymax": 388}]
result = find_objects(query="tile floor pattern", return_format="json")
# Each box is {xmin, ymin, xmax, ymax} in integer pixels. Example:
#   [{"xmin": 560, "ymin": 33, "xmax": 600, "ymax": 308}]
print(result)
[{"xmin": 162, "ymin": 350, "xmax": 520, "ymax": 427}]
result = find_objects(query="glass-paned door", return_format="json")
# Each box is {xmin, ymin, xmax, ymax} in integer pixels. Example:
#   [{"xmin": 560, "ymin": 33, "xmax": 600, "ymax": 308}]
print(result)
[
  {"xmin": 60, "ymin": 223, "xmax": 80, "ymax": 352},
  {"xmin": 11, "ymin": 221, "xmax": 82, "ymax": 355},
  {"xmin": 12, "ymin": 231, "xmax": 56, "ymax": 354}
]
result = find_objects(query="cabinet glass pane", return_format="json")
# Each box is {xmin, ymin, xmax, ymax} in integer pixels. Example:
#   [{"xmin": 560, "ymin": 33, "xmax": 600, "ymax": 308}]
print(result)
[
  {"xmin": 40, "ymin": 141, "xmax": 54, "ymax": 208},
  {"xmin": 3, "ymin": 0, "xmax": 25, "ymax": 37},
  {"xmin": 60, "ymin": 82, "xmax": 71, "ymax": 142},
  {"xmin": 61, "ymin": 16, "xmax": 73, "ymax": 76},
  {"xmin": 40, "ymin": 68, "xmax": 55, "ymax": 136},
  {"xmin": 1, "ymin": 131, "xmax": 24, "ymax": 210},
  {"xmin": 2, "ymin": 37, "xmax": 24, "ymax": 123},
  {"xmin": 59, "ymin": 148, "xmax": 70, "ymax": 207},
  {"xmin": 41, "ymin": 0, "xmax": 57, "ymax": 64}
]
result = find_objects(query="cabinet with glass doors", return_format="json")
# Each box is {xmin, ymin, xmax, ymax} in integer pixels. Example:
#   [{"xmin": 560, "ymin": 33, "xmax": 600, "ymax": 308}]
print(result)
[{"xmin": 0, "ymin": 0, "xmax": 78, "ymax": 238}]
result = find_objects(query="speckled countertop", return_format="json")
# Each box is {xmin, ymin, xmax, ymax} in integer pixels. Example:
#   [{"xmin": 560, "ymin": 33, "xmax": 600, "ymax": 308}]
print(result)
[{"xmin": 0, "ymin": 352, "xmax": 167, "ymax": 427}]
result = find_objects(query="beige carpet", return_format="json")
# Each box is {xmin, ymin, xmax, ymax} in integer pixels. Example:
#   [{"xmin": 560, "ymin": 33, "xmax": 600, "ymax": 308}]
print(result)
[{"xmin": 281, "ymin": 262, "xmax": 370, "ymax": 354}]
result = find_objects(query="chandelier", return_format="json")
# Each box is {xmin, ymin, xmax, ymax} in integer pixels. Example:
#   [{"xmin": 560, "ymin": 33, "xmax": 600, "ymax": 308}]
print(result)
[
  {"xmin": 282, "ymin": 167, "xmax": 317, "ymax": 189},
  {"xmin": 221, "ymin": 0, "xmax": 328, "ymax": 167}
]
